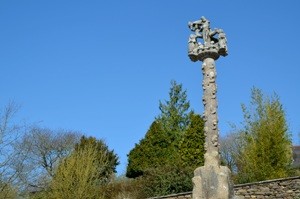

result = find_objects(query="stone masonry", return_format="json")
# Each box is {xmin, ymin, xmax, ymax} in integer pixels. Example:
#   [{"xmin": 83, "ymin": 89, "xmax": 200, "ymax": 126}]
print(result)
[
  {"xmin": 147, "ymin": 176, "xmax": 300, "ymax": 199},
  {"xmin": 234, "ymin": 176, "xmax": 300, "ymax": 199}
]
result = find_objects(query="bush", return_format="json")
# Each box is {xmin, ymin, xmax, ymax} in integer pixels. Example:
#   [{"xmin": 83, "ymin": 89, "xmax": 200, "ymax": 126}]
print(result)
[
  {"xmin": 101, "ymin": 176, "xmax": 146, "ymax": 199},
  {"xmin": 139, "ymin": 165, "xmax": 194, "ymax": 198},
  {"xmin": 0, "ymin": 182, "xmax": 17, "ymax": 199}
]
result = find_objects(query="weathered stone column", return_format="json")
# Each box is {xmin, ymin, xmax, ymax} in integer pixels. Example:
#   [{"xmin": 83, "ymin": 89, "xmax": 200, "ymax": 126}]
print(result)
[
  {"xmin": 202, "ymin": 57, "xmax": 220, "ymax": 167},
  {"xmin": 188, "ymin": 17, "xmax": 233, "ymax": 199}
]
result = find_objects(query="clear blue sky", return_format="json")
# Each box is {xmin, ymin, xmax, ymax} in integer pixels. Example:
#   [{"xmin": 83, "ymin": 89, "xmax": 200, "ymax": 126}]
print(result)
[{"xmin": 1, "ymin": 1, "xmax": 300, "ymax": 175}]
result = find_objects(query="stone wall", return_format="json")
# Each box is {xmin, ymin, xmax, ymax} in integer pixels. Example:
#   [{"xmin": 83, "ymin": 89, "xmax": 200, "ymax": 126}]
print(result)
[
  {"xmin": 234, "ymin": 176, "xmax": 300, "ymax": 199},
  {"xmin": 147, "ymin": 191, "xmax": 192, "ymax": 199},
  {"xmin": 147, "ymin": 176, "xmax": 300, "ymax": 199}
]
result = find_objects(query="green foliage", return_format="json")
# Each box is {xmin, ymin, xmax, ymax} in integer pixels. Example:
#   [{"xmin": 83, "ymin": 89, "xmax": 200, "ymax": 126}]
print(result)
[
  {"xmin": 48, "ymin": 143, "xmax": 104, "ymax": 198},
  {"xmin": 75, "ymin": 136, "xmax": 119, "ymax": 184},
  {"xmin": 45, "ymin": 136, "xmax": 119, "ymax": 199},
  {"xmin": 179, "ymin": 113, "xmax": 205, "ymax": 168},
  {"xmin": 126, "ymin": 120, "xmax": 182, "ymax": 178},
  {"xmin": 236, "ymin": 88, "xmax": 292, "ymax": 183},
  {"xmin": 126, "ymin": 81, "xmax": 205, "ymax": 197},
  {"xmin": 157, "ymin": 80, "xmax": 191, "ymax": 142},
  {"xmin": 126, "ymin": 81, "xmax": 193, "ymax": 179},
  {"xmin": 139, "ymin": 164, "xmax": 194, "ymax": 198},
  {"xmin": 100, "ymin": 176, "xmax": 146, "ymax": 199},
  {"xmin": 126, "ymin": 120, "xmax": 172, "ymax": 178},
  {"xmin": 0, "ymin": 181, "xmax": 17, "ymax": 199}
]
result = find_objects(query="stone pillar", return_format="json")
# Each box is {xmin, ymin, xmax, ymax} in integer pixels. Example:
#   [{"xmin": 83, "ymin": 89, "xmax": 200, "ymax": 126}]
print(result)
[
  {"xmin": 202, "ymin": 57, "xmax": 219, "ymax": 167},
  {"xmin": 188, "ymin": 17, "xmax": 233, "ymax": 199}
]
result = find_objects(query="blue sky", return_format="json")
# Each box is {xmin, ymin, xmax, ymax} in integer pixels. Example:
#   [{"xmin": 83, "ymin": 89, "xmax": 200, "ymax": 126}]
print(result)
[{"xmin": 1, "ymin": 1, "xmax": 300, "ymax": 174}]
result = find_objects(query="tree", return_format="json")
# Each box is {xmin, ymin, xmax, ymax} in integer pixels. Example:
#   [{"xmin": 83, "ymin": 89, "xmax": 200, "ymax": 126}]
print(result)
[
  {"xmin": 236, "ymin": 88, "xmax": 292, "ymax": 183},
  {"xmin": 179, "ymin": 113, "xmax": 205, "ymax": 168},
  {"xmin": 126, "ymin": 81, "xmax": 200, "ymax": 197},
  {"xmin": 74, "ymin": 136, "xmax": 119, "ymax": 184},
  {"xmin": 157, "ymin": 80, "xmax": 191, "ymax": 142},
  {"xmin": 138, "ymin": 113, "xmax": 206, "ymax": 197},
  {"xmin": 48, "ymin": 143, "xmax": 106, "ymax": 199},
  {"xmin": 220, "ymin": 130, "xmax": 245, "ymax": 177},
  {"xmin": 138, "ymin": 165, "xmax": 193, "ymax": 198},
  {"xmin": 126, "ymin": 81, "xmax": 193, "ymax": 178},
  {"xmin": 0, "ymin": 102, "xmax": 24, "ymax": 196},
  {"xmin": 126, "ymin": 120, "xmax": 169, "ymax": 178},
  {"xmin": 47, "ymin": 136, "xmax": 118, "ymax": 199},
  {"xmin": 14, "ymin": 127, "xmax": 82, "ymax": 191}
]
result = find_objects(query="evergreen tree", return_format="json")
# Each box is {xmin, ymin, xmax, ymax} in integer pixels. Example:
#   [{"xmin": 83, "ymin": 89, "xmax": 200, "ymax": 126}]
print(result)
[
  {"xmin": 126, "ymin": 121, "xmax": 169, "ymax": 178},
  {"xmin": 179, "ymin": 113, "xmax": 205, "ymax": 168},
  {"xmin": 126, "ymin": 81, "xmax": 193, "ymax": 178},
  {"xmin": 236, "ymin": 88, "xmax": 292, "ymax": 183},
  {"xmin": 139, "ymin": 164, "xmax": 194, "ymax": 198},
  {"xmin": 157, "ymin": 80, "xmax": 191, "ymax": 142},
  {"xmin": 126, "ymin": 81, "xmax": 205, "ymax": 197}
]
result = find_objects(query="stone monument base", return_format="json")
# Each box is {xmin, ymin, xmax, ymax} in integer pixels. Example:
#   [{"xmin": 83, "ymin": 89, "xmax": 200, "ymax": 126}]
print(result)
[{"xmin": 192, "ymin": 165, "xmax": 233, "ymax": 199}]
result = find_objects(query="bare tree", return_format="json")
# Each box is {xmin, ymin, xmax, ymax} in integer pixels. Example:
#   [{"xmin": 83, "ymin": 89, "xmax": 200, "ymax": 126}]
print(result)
[
  {"xmin": 220, "ymin": 130, "xmax": 245, "ymax": 174},
  {"xmin": 14, "ymin": 127, "xmax": 82, "ymax": 192},
  {"xmin": 0, "ymin": 102, "xmax": 84, "ymax": 197},
  {"xmin": 0, "ymin": 101, "xmax": 24, "ymax": 197}
]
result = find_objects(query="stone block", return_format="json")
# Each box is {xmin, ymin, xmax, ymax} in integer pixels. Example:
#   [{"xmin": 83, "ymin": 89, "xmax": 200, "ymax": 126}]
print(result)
[{"xmin": 192, "ymin": 165, "xmax": 233, "ymax": 199}]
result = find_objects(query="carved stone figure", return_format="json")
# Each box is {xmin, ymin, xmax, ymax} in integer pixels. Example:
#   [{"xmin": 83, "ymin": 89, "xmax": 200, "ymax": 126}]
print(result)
[
  {"xmin": 188, "ymin": 34, "xmax": 200, "ymax": 62},
  {"xmin": 217, "ymin": 29, "xmax": 228, "ymax": 56},
  {"xmin": 188, "ymin": 20, "xmax": 203, "ymax": 36},
  {"xmin": 200, "ymin": 16, "xmax": 211, "ymax": 46}
]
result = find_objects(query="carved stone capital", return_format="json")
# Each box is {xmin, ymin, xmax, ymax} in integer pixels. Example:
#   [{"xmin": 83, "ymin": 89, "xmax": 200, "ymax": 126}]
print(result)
[
  {"xmin": 188, "ymin": 17, "xmax": 228, "ymax": 62},
  {"xmin": 189, "ymin": 49, "xmax": 220, "ymax": 62}
]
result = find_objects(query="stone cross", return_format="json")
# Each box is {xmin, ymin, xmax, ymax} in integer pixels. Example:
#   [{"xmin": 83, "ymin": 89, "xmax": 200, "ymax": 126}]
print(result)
[{"xmin": 188, "ymin": 16, "xmax": 233, "ymax": 199}]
